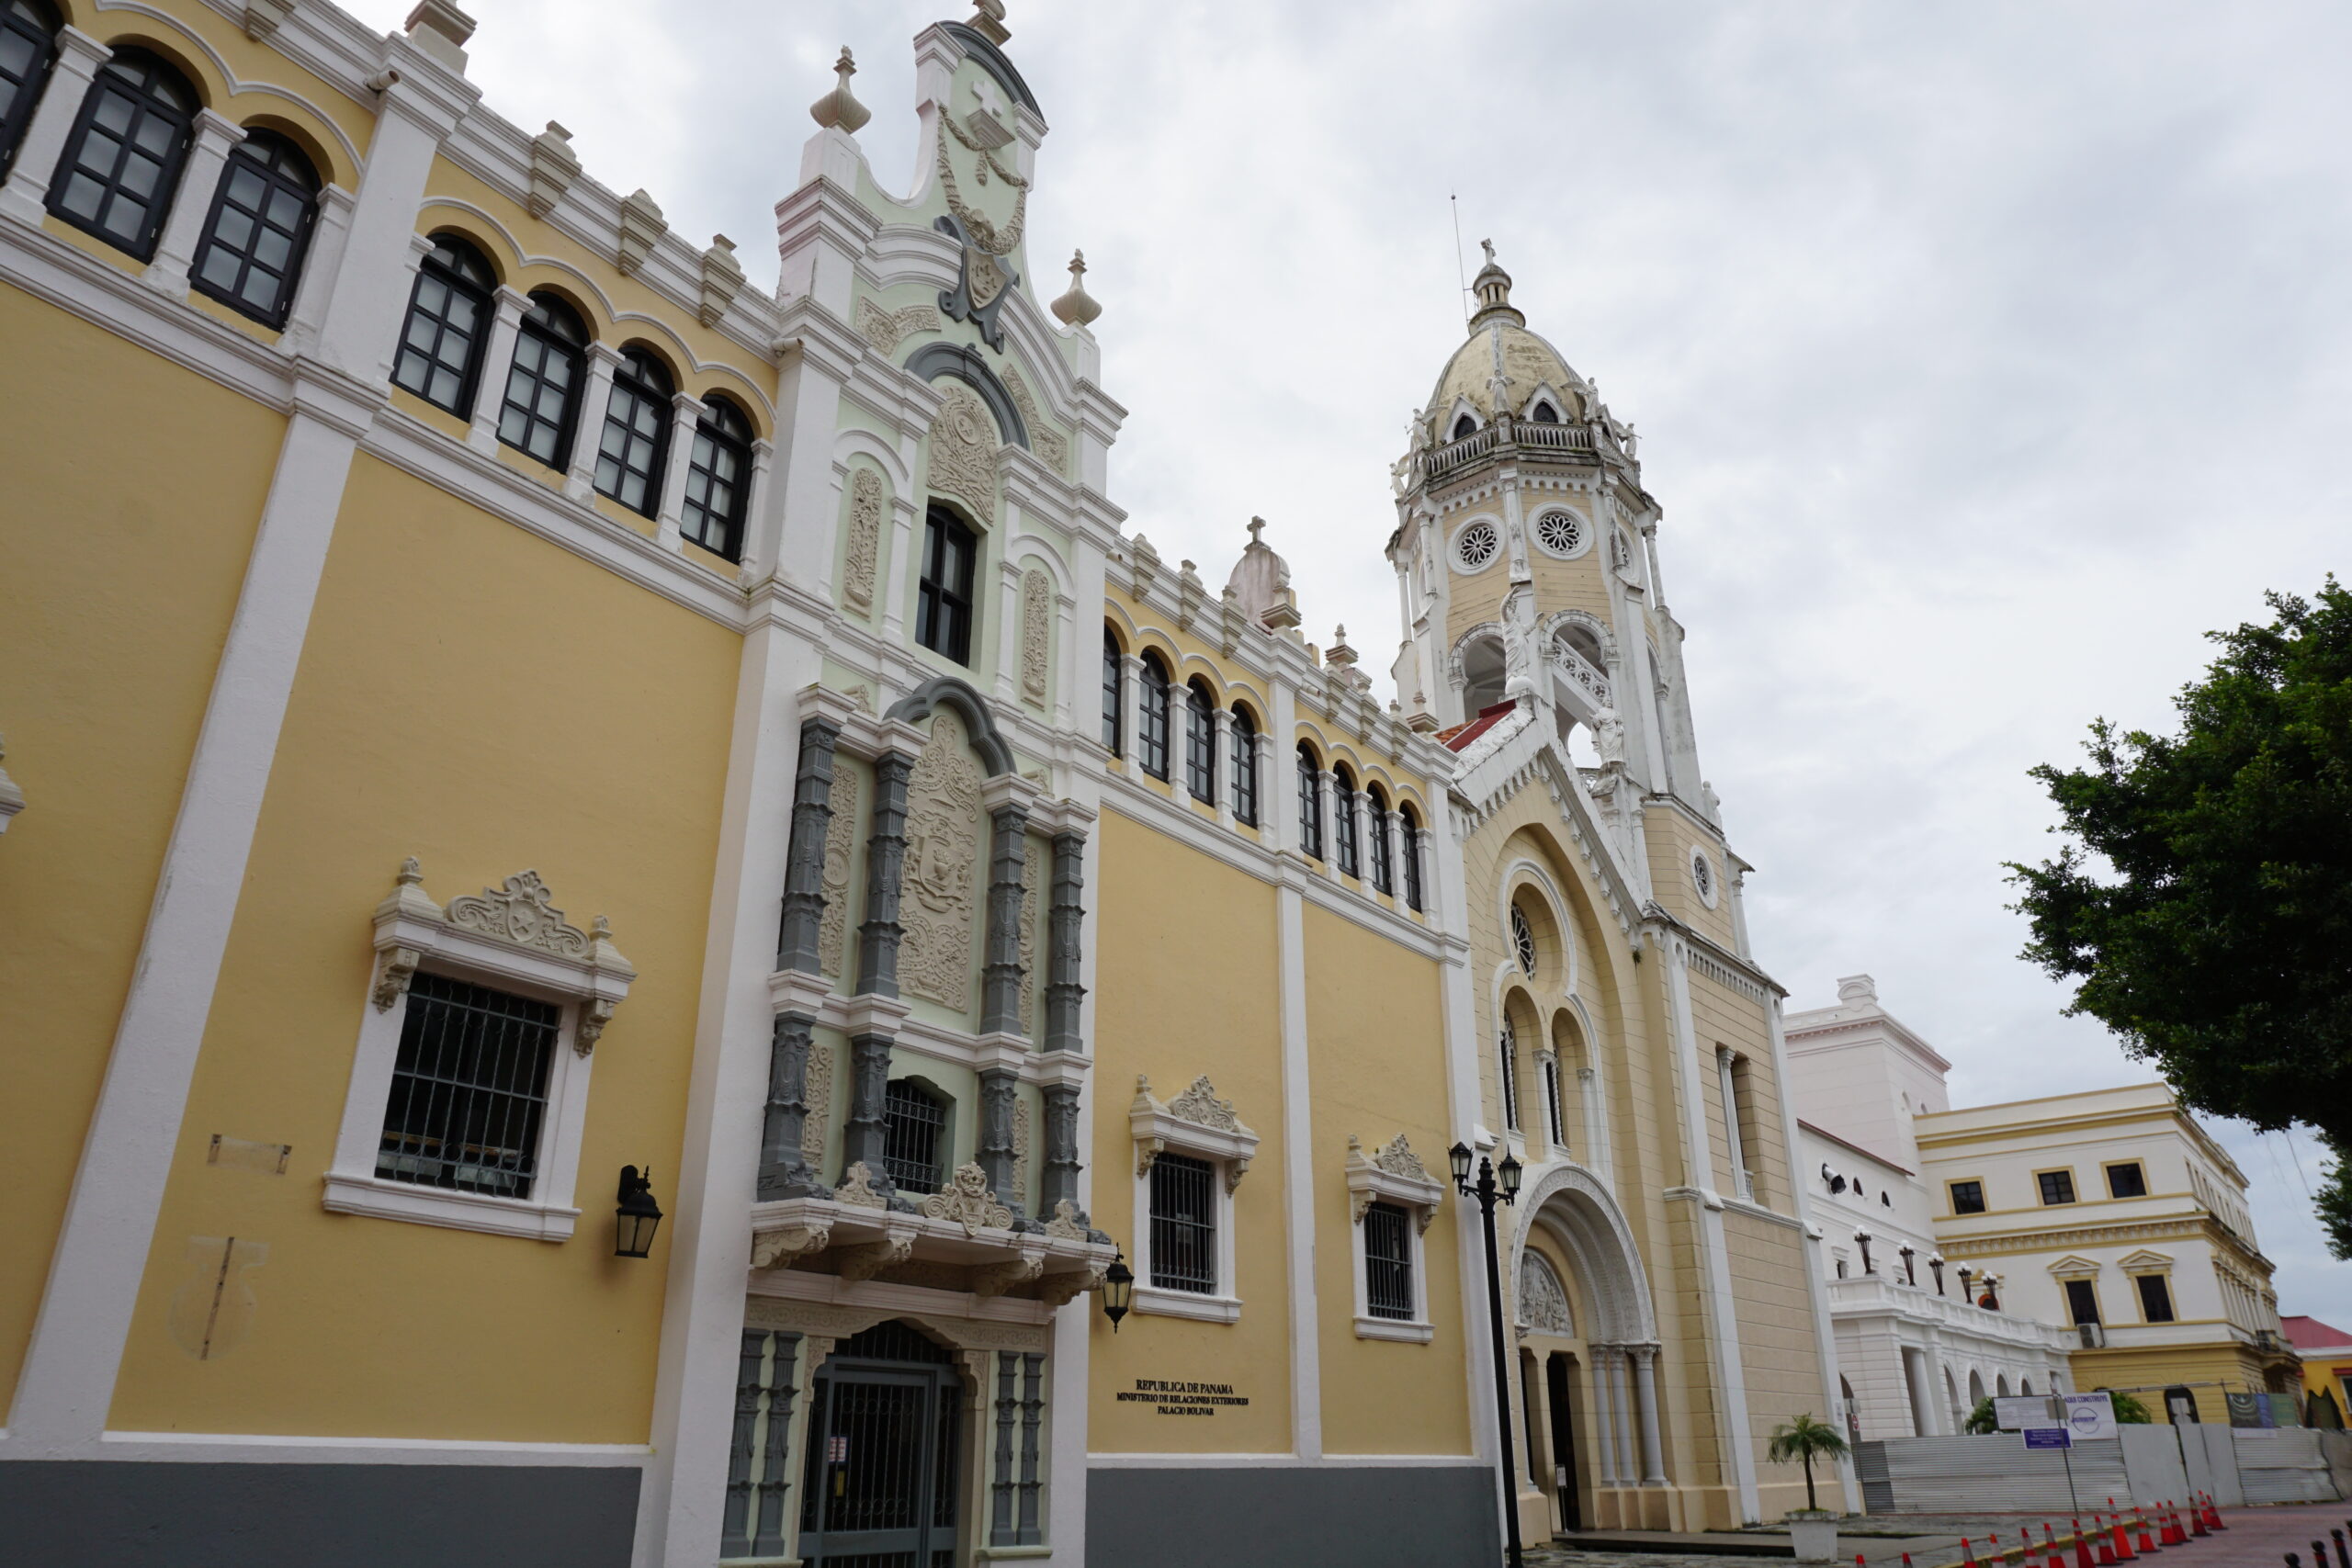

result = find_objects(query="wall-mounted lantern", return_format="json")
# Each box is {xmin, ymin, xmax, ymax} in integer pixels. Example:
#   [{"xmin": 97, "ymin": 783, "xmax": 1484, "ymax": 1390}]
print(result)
[
  {"xmin": 615, "ymin": 1165, "xmax": 663, "ymax": 1258},
  {"xmin": 1101, "ymin": 1249, "xmax": 1134, "ymax": 1331}
]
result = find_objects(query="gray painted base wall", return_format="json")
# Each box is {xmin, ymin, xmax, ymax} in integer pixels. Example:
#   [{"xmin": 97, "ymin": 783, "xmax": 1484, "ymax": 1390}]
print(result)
[
  {"xmin": 0, "ymin": 1461, "xmax": 640, "ymax": 1568},
  {"xmin": 1089, "ymin": 1463, "xmax": 1499, "ymax": 1568}
]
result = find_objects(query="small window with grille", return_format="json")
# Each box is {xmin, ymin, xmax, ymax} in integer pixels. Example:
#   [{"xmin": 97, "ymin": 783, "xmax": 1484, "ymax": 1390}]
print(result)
[
  {"xmin": 681, "ymin": 397, "xmax": 753, "ymax": 560},
  {"xmin": 1400, "ymin": 807, "xmax": 1424, "ymax": 911},
  {"xmin": 882, "ymin": 1078, "xmax": 946, "ymax": 1194},
  {"xmin": 1136, "ymin": 653, "xmax": 1170, "ymax": 780},
  {"xmin": 1295, "ymin": 744, "xmax": 1323, "ymax": 861},
  {"xmin": 1148, "ymin": 1153, "xmax": 1217, "ymax": 1293},
  {"xmin": 497, "ymin": 291, "xmax": 588, "ymax": 469},
  {"xmin": 1366, "ymin": 785, "xmax": 1393, "ymax": 894},
  {"xmin": 1183, "ymin": 680, "xmax": 1216, "ymax": 803},
  {"xmin": 1363, "ymin": 1202, "xmax": 1415, "ymax": 1320},
  {"xmin": 1332, "ymin": 766, "xmax": 1360, "ymax": 877},
  {"xmin": 1229, "ymin": 705, "xmax": 1259, "ymax": 825},
  {"xmin": 375, "ymin": 973, "xmax": 560, "ymax": 1199},
  {"xmin": 1101, "ymin": 628, "xmax": 1124, "ymax": 756}
]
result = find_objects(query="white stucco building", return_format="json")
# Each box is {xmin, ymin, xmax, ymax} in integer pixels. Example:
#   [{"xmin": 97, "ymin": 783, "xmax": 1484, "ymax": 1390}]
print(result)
[{"xmin": 1785, "ymin": 977, "xmax": 2072, "ymax": 1439}]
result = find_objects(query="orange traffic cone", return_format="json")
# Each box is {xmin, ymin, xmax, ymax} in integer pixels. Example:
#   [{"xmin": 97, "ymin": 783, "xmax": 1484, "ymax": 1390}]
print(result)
[
  {"xmin": 2076, "ymin": 1517, "xmax": 2098, "ymax": 1568},
  {"xmin": 2113, "ymin": 1511, "xmax": 2137, "ymax": 1562},
  {"xmin": 2201, "ymin": 1495, "xmax": 2225, "ymax": 1531},
  {"xmin": 1964, "ymin": 1539, "xmax": 1979, "ymax": 1568},
  {"xmin": 2159, "ymin": 1505, "xmax": 2182, "ymax": 1547},
  {"xmin": 2188, "ymin": 1504, "xmax": 2208, "ymax": 1540},
  {"xmin": 2135, "ymin": 1515, "xmax": 2157, "ymax": 1555},
  {"xmin": 2097, "ymin": 1516, "xmax": 2120, "ymax": 1566},
  {"xmin": 2048, "ymin": 1523, "xmax": 2068, "ymax": 1568}
]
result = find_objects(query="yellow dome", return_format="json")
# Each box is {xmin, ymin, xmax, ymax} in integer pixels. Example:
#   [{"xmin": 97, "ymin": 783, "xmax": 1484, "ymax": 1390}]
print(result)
[{"xmin": 1425, "ymin": 321, "xmax": 1588, "ymax": 429}]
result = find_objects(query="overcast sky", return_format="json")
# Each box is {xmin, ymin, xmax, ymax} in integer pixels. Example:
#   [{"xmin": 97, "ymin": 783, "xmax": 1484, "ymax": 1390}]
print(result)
[{"xmin": 351, "ymin": 1, "xmax": 2349, "ymax": 1318}]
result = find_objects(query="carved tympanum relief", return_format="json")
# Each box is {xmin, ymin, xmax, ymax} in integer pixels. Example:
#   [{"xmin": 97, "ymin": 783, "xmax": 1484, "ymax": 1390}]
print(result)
[
  {"xmin": 1017, "ymin": 838, "xmax": 1042, "ymax": 1033},
  {"xmin": 854, "ymin": 296, "xmax": 941, "ymax": 356},
  {"xmin": 448, "ymin": 871, "xmax": 589, "ymax": 958},
  {"xmin": 1019, "ymin": 569, "xmax": 1050, "ymax": 706},
  {"xmin": 817, "ymin": 765, "xmax": 861, "ymax": 976},
  {"xmin": 927, "ymin": 383, "xmax": 1000, "ymax": 519},
  {"xmin": 843, "ymin": 468, "xmax": 884, "ymax": 615},
  {"xmin": 899, "ymin": 709, "xmax": 983, "ymax": 1011},
  {"xmin": 1518, "ymin": 1249, "xmax": 1575, "ymax": 1337}
]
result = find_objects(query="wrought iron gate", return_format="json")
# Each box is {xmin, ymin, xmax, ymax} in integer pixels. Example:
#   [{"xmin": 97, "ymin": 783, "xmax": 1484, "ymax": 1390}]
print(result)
[{"xmin": 798, "ymin": 1322, "xmax": 964, "ymax": 1568}]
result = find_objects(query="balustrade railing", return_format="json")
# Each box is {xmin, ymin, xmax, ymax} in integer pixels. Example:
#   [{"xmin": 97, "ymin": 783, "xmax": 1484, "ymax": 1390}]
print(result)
[
  {"xmin": 1423, "ymin": 417, "xmax": 1598, "ymax": 481},
  {"xmin": 1546, "ymin": 644, "xmax": 1612, "ymax": 707}
]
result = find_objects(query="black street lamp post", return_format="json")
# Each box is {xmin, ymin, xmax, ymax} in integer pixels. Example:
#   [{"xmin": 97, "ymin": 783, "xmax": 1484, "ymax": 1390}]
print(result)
[{"xmin": 1452, "ymin": 1140, "xmax": 1525, "ymax": 1568}]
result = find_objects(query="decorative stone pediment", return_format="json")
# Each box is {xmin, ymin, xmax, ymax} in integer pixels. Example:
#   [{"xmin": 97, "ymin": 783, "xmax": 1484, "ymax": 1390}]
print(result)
[
  {"xmin": 1344, "ymin": 1133, "xmax": 1446, "ymax": 1231},
  {"xmin": 2116, "ymin": 1248, "xmax": 2174, "ymax": 1271},
  {"xmin": 921, "ymin": 1162, "xmax": 1014, "ymax": 1235},
  {"xmin": 1132, "ymin": 1074, "xmax": 1259, "ymax": 1191},
  {"xmin": 2045, "ymin": 1253, "xmax": 2102, "ymax": 1277},
  {"xmin": 368, "ymin": 859, "xmax": 634, "ymax": 1054}
]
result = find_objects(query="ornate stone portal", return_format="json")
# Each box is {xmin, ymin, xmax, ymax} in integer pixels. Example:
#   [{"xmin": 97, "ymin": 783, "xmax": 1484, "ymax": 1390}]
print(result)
[{"xmin": 900, "ymin": 711, "xmax": 983, "ymax": 1011}]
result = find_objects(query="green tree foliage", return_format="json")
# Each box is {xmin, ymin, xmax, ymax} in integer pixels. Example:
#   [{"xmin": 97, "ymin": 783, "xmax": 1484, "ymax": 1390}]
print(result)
[
  {"xmin": 2008, "ymin": 580, "xmax": 2352, "ymax": 1257},
  {"xmin": 1767, "ymin": 1412, "xmax": 1850, "ymax": 1515},
  {"xmin": 1963, "ymin": 1396, "xmax": 1997, "ymax": 1434}
]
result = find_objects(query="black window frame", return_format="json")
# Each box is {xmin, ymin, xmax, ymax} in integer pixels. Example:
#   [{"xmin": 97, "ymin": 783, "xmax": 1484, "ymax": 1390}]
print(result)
[
  {"xmin": 594, "ymin": 344, "xmax": 674, "ymax": 517},
  {"xmin": 1949, "ymin": 1179, "xmax": 1985, "ymax": 1214},
  {"xmin": 1229, "ymin": 705, "xmax": 1259, "ymax": 826},
  {"xmin": 1363, "ymin": 1201, "xmax": 1415, "ymax": 1321},
  {"xmin": 1136, "ymin": 653, "xmax": 1171, "ymax": 781},
  {"xmin": 390, "ymin": 231, "xmax": 495, "ymax": 417},
  {"xmin": 45, "ymin": 48, "xmax": 195, "ymax": 261},
  {"xmin": 881, "ymin": 1077, "xmax": 947, "ymax": 1195},
  {"xmin": 1544, "ymin": 1054, "xmax": 1566, "ymax": 1147},
  {"xmin": 1366, "ymin": 785, "xmax": 1393, "ymax": 895},
  {"xmin": 189, "ymin": 128, "xmax": 318, "ymax": 328},
  {"xmin": 2105, "ymin": 1161, "xmax": 2148, "ymax": 1200},
  {"xmin": 1498, "ymin": 1020, "xmax": 1521, "ymax": 1131},
  {"xmin": 496, "ymin": 288, "xmax": 589, "ymax": 470},
  {"xmin": 680, "ymin": 395, "xmax": 752, "ymax": 561},
  {"xmin": 1295, "ymin": 743, "xmax": 1324, "ymax": 861},
  {"xmin": 374, "ymin": 971, "xmax": 560, "ymax": 1200},
  {"xmin": 1331, "ymin": 765, "xmax": 1360, "ymax": 877},
  {"xmin": 1100, "ymin": 628, "xmax": 1124, "ymax": 756},
  {"xmin": 2064, "ymin": 1278, "xmax": 2102, "ymax": 1326},
  {"xmin": 1148, "ymin": 1151, "xmax": 1217, "ymax": 1294},
  {"xmin": 2037, "ymin": 1169, "xmax": 2078, "ymax": 1206},
  {"xmin": 1182, "ymin": 679, "xmax": 1216, "ymax": 803},
  {"xmin": 1400, "ymin": 806, "xmax": 1424, "ymax": 911},
  {"xmin": 2135, "ymin": 1272, "xmax": 2176, "ymax": 1324},
  {"xmin": 915, "ymin": 504, "xmax": 978, "ymax": 665},
  {"xmin": 0, "ymin": 0, "xmax": 62, "ymax": 180}
]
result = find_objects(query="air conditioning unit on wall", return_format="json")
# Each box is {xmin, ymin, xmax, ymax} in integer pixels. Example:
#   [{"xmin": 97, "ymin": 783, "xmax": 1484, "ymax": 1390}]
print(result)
[{"xmin": 2078, "ymin": 1323, "xmax": 2107, "ymax": 1348}]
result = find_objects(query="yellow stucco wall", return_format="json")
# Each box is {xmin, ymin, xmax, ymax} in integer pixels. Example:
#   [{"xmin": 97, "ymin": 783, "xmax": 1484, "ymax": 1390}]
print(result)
[
  {"xmin": 0, "ymin": 285, "xmax": 287, "ymax": 1412},
  {"xmin": 107, "ymin": 454, "xmax": 739, "ymax": 1438},
  {"xmin": 1086, "ymin": 807, "xmax": 1290, "ymax": 1452},
  {"xmin": 1302, "ymin": 904, "xmax": 1471, "ymax": 1456}
]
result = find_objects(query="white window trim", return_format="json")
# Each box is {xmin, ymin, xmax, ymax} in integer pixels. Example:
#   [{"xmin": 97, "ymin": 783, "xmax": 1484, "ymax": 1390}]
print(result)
[
  {"xmin": 1130, "ymin": 1074, "xmax": 1258, "ymax": 1323},
  {"xmin": 324, "ymin": 860, "xmax": 635, "ymax": 1242},
  {"xmin": 1346, "ymin": 1134, "xmax": 1442, "ymax": 1343}
]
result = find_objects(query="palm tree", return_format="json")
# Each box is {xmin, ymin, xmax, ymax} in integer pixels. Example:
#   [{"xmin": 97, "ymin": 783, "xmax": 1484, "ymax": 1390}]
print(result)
[{"xmin": 1767, "ymin": 1413, "xmax": 1850, "ymax": 1516}]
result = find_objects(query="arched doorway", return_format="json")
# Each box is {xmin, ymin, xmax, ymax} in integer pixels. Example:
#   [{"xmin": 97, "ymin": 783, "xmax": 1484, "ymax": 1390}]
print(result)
[{"xmin": 798, "ymin": 1320, "xmax": 967, "ymax": 1567}]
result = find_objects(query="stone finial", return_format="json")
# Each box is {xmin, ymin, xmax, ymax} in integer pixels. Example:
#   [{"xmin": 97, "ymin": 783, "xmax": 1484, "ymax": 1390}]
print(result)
[
  {"xmin": 1050, "ymin": 250, "xmax": 1101, "ymax": 328},
  {"xmin": 1326, "ymin": 626, "xmax": 1358, "ymax": 668},
  {"xmin": 1836, "ymin": 974, "xmax": 1878, "ymax": 1005},
  {"xmin": 617, "ymin": 189, "xmax": 666, "ymax": 276},
  {"xmin": 809, "ymin": 47, "xmax": 871, "ymax": 134},
  {"xmin": 698, "ymin": 234, "xmax": 743, "ymax": 327},
  {"xmin": 969, "ymin": 0, "xmax": 1011, "ymax": 46},
  {"xmin": 526, "ymin": 122, "xmax": 579, "ymax": 219},
  {"xmin": 401, "ymin": 0, "xmax": 474, "ymax": 70},
  {"xmin": 1224, "ymin": 515, "xmax": 1301, "ymax": 632}
]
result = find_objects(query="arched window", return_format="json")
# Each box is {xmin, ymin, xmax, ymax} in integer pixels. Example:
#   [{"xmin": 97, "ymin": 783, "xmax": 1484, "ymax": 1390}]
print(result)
[
  {"xmin": 1399, "ymin": 803, "xmax": 1424, "ymax": 912},
  {"xmin": 1183, "ymin": 679, "xmax": 1216, "ymax": 804},
  {"xmin": 1530, "ymin": 400, "xmax": 1559, "ymax": 424},
  {"xmin": 498, "ymin": 291, "xmax": 588, "ymax": 468},
  {"xmin": 1543, "ymin": 1052, "xmax": 1565, "ymax": 1146},
  {"xmin": 1136, "ymin": 653, "xmax": 1170, "ymax": 780},
  {"xmin": 1460, "ymin": 634, "xmax": 1508, "ymax": 715},
  {"xmin": 1331, "ymin": 764, "xmax": 1360, "ymax": 877},
  {"xmin": 1498, "ymin": 1017, "xmax": 1521, "ymax": 1131},
  {"xmin": 1512, "ymin": 905, "xmax": 1537, "ymax": 976},
  {"xmin": 191, "ymin": 130, "xmax": 318, "ymax": 327},
  {"xmin": 0, "ymin": 2, "xmax": 63, "ymax": 179},
  {"xmin": 681, "ymin": 395, "xmax": 752, "ymax": 560},
  {"xmin": 46, "ymin": 50, "xmax": 195, "ymax": 259},
  {"xmin": 593, "ymin": 346, "xmax": 673, "ymax": 516},
  {"xmin": 1229, "ymin": 705, "xmax": 1259, "ymax": 826},
  {"xmin": 916, "ymin": 505, "xmax": 978, "ymax": 663},
  {"xmin": 1365, "ymin": 783, "xmax": 1393, "ymax": 895},
  {"xmin": 881, "ymin": 1078, "xmax": 946, "ymax": 1194},
  {"xmin": 392, "ymin": 233, "xmax": 494, "ymax": 416},
  {"xmin": 1100, "ymin": 628, "xmax": 1124, "ymax": 756},
  {"xmin": 1295, "ymin": 742, "xmax": 1324, "ymax": 862},
  {"xmin": 1450, "ymin": 412, "xmax": 1476, "ymax": 442}
]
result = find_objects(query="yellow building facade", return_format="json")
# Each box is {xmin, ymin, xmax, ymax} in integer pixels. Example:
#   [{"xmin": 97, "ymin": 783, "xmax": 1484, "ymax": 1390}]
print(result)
[{"xmin": 0, "ymin": 3, "xmax": 1836, "ymax": 1563}]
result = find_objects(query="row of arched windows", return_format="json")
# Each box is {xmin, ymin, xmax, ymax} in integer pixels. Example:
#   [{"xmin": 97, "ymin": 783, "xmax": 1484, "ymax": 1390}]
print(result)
[
  {"xmin": 1296, "ymin": 742, "xmax": 1423, "ymax": 910},
  {"xmin": 391, "ymin": 233, "xmax": 757, "ymax": 559},
  {"xmin": 2, "ymin": 17, "xmax": 322, "ymax": 327}
]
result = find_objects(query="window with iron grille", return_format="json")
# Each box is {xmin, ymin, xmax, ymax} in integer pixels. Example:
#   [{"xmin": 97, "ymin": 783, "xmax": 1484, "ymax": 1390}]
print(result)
[
  {"xmin": 1295, "ymin": 745, "xmax": 1323, "ymax": 860},
  {"xmin": 594, "ymin": 346, "xmax": 674, "ymax": 516},
  {"xmin": 392, "ymin": 233, "xmax": 494, "ymax": 415},
  {"xmin": 1148, "ymin": 1153, "xmax": 1217, "ymax": 1293},
  {"xmin": 1366, "ymin": 789, "xmax": 1393, "ymax": 893},
  {"xmin": 0, "ymin": 0, "xmax": 61, "ymax": 180},
  {"xmin": 46, "ymin": 50, "xmax": 194, "ymax": 260},
  {"xmin": 498, "ymin": 291, "xmax": 588, "ymax": 468},
  {"xmin": 1230, "ymin": 705, "xmax": 1259, "ymax": 825},
  {"xmin": 1183, "ymin": 681, "xmax": 1216, "ymax": 803},
  {"xmin": 1364, "ymin": 1201, "xmax": 1414, "ymax": 1320},
  {"xmin": 882, "ymin": 1078, "xmax": 946, "ymax": 1193},
  {"xmin": 1101, "ymin": 629, "xmax": 1123, "ymax": 755},
  {"xmin": 1136, "ymin": 654, "xmax": 1170, "ymax": 780},
  {"xmin": 191, "ymin": 130, "xmax": 318, "ymax": 328},
  {"xmin": 1332, "ymin": 767, "xmax": 1360, "ymax": 876},
  {"xmin": 375, "ymin": 972, "xmax": 560, "ymax": 1199},
  {"xmin": 1498, "ymin": 1021, "xmax": 1521, "ymax": 1131},
  {"xmin": 682, "ymin": 397, "xmax": 752, "ymax": 560},
  {"xmin": 1400, "ymin": 808, "xmax": 1423, "ymax": 910},
  {"xmin": 916, "ymin": 507, "xmax": 978, "ymax": 664}
]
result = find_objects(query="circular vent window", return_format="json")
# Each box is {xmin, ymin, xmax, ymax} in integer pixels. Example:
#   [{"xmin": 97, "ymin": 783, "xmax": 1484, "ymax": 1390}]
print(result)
[
  {"xmin": 1454, "ymin": 521, "xmax": 1500, "ymax": 572},
  {"xmin": 1533, "ymin": 508, "xmax": 1588, "ymax": 559}
]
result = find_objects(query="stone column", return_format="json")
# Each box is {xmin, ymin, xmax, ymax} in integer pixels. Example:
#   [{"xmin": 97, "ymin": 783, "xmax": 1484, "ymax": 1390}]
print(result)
[
  {"xmin": 144, "ymin": 109, "xmax": 243, "ymax": 298},
  {"xmin": 775, "ymin": 716, "xmax": 841, "ymax": 973},
  {"xmin": 654, "ymin": 390, "xmax": 701, "ymax": 552},
  {"xmin": 465, "ymin": 286, "xmax": 529, "ymax": 453},
  {"xmin": 854, "ymin": 751, "xmax": 914, "ymax": 998},
  {"xmin": 280, "ymin": 183, "xmax": 356, "ymax": 355},
  {"xmin": 979, "ymin": 803, "xmax": 1029, "ymax": 1035},
  {"xmin": 0, "ymin": 28, "xmax": 108, "ymax": 227},
  {"xmin": 757, "ymin": 1013, "xmax": 825, "ymax": 1198},
  {"xmin": 1120, "ymin": 654, "xmax": 1144, "ymax": 773},
  {"xmin": 1610, "ymin": 1350, "xmax": 1638, "ymax": 1483},
  {"xmin": 842, "ymin": 1031, "xmax": 895, "ymax": 1190},
  {"xmin": 1631, "ymin": 1344, "xmax": 1668, "ymax": 1484},
  {"xmin": 564, "ymin": 341, "xmax": 623, "ymax": 500},
  {"xmin": 1589, "ymin": 1347, "xmax": 1620, "ymax": 1487},
  {"xmin": 977, "ymin": 1066, "xmax": 1021, "ymax": 1218},
  {"xmin": 1038, "ymin": 1083, "xmax": 1081, "ymax": 1221},
  {"xmin": 1043, "ymin": 829, "xmax": 1087, "ymax": 1055},
  {"xmin": 1210, "ymin": 707, "xmax": 1235, "ymax": 829}
]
